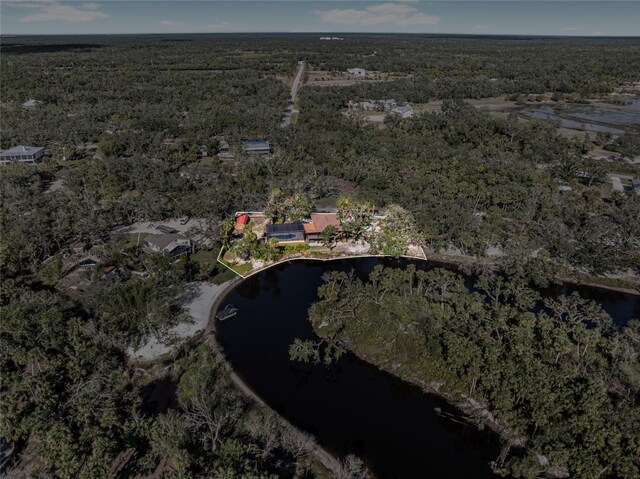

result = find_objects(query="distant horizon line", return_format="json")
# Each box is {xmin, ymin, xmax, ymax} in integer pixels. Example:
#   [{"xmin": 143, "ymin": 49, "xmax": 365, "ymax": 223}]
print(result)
[{"xmin": 2, "ymin": 32, "xmax": 639, "ymax": 38}]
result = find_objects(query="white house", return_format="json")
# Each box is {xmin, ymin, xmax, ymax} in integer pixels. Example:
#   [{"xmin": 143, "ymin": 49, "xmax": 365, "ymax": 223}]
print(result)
[
  {"xmin": 22, "ymin": 99, "xmax": 43, "ymax": 109},
  {"xmin": 0, "ymin": 145, "xmax": 45, "ymax": 165},
  {"xmin": 347, "ymin": 68, "xmax": 367, "ymax": 77},
  {"xmin": 391, "ymin": 105, "xmax": 414, "ymax": 118},
  {"xmin": 611, "ymin": 177, "xmax": 625, "ymax": 193}
]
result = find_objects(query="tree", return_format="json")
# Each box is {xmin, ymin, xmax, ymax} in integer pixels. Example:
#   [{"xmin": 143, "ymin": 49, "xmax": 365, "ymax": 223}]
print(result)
[
  {"xmin": 285, "ymin": 191, "xmax": 313, "ymax": 222},
  {"xmin": 334, "ymin": 455, "xmax": 368, "ymax": 479},
  {"xmin": 579, "ymin": 156, "xmax": 608, "ymax": 187},
  {"xmin": 554, "ymin": 151, "xmax": 581, "ymax": 183},
  {"xmin": 220, "ymin": 217, "xmax": 236, "ymax": 249},
  {"xmin": 40, "ymin": 253, "xmax": 63, "ymax": 285},
  {"xmin": 265, "ymin": 188, "xmax": 288, "ymax": 223},
  {"xmin": 337, "ymin": 196, "xmax": 373, "ymax": 240},
  {"xmin": 322, "ymin": 224, "xmax": 339, "ymax": 248}
]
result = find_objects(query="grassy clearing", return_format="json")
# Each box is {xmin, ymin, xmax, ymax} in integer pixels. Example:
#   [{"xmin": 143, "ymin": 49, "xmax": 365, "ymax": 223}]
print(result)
[
  {"xmin": 192, "ymin": 248, "xmax": 218, "ymax": 270},
  {"xmin": 218, "ymin": 247, "xmax": 253, "ymax": 276},
  {"xmin": 123, "ymin": 232, "xmax": 148, "ymax": 249},
  {"xmin": 230, "ymin": 263, "xmax": 253, "ymax": 275}
]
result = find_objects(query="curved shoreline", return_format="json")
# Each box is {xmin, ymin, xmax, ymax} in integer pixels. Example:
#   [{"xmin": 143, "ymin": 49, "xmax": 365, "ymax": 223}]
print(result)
[
  {"xmin": 131, "ymin": 255, "xmax": 636, "ymax": 476},
  {"xmin": 209, "ymin": 255, "xmax": 637, "ymax": 478},
  {"xmin": 201, "ymin": 273, "xmax": 344, "ymax": 474},
  {"xmin": 233, "ymin": 252, "xmax": 640, "ymax": 296}
]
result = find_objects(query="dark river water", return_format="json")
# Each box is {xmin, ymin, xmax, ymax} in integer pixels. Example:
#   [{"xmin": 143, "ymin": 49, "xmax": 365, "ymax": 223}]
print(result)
[{"xmin": 215, "ymin": 258, "xmax": 640, "ymax": 478}]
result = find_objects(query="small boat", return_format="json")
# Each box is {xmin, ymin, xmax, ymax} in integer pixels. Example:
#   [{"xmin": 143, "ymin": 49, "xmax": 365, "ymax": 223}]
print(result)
[{"xmin": 216, "ymin": 304, "xmax": 238, "ymax": 321}]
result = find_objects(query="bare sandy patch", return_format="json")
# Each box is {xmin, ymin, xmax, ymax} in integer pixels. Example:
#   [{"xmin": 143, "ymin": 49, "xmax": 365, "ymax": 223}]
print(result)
[{"xmin": 127, "ymin": 280, "xmax": 232, "ymax": 362}]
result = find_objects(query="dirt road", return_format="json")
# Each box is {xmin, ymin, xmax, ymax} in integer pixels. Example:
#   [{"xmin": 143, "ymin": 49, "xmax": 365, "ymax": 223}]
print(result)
[{"xmin": 281, "ymin": 60, "xmax": 304, "ymax": 127}]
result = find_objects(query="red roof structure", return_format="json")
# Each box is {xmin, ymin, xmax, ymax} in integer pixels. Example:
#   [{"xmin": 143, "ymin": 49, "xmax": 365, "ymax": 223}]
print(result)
[
  {"xmin": 236, "ymin": 214, "xmax": 249, "ymax": 226},
  {"xmin": 304, "ymin": 213, "xmax": 341, "ymax": 240},
  {"xmin": 307, "ymin": 213, "xmax": 340, "ymax": 233}
]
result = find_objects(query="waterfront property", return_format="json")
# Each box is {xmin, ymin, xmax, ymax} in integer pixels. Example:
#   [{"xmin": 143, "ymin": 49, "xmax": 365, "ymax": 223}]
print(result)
[
  {"xmin": 0, "ymin": 145, "xmax": 45, "ymax": 165},
  {"xmin": 145, "ymin": 233, "xmax": 192, "ymax": 258},
  {"xmin": 242, "ymin": 140, "xmax": 271, "ymax": 155},
  {"xmin": 303, "ymin": 213, "xmax": 341, "ymax": 242},
  {"xmin": 265, "ymin": 222, "xmax": 306, "ymax": 244},
  {"xmin": 235, "ymin": 213, "xmax": 250, "ymax": 232}
]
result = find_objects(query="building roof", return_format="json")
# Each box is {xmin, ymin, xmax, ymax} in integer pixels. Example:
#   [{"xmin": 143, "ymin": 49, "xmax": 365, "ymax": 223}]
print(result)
[
  {"xmin": 146, "ymin": 233, "xmax": 190, "ymax": 251},
  {"xmin": 266, "ymin": 222, "xmax": 305, "ymax": 234},
  {"xmin": 392, "ymin": 105, "xmax": 413, "ymax": 115},
  {"xmin": 242, "ymin": 140, "xmax": 270, "ymax": 149},
  {"xmin": 0, "ymin": 145, "xmax": 45, "ymax": 157},
  {"xmin": 236, "ymin": 213, "xmax": 249, "ymax": 225},
  {"xmin": 304, "ymin": 213, "xmax": 341, "ymax": 234},
  {"xmin": 190, "ymin": 233, "xmax": 206, "ymax": 243},
  {"xmin": 22, "ymin": 99, "xmax": 42, "ymax": 108},
  {"xmin": 611, "ymin": 177, "xmax": 625, "ymax": 192}
]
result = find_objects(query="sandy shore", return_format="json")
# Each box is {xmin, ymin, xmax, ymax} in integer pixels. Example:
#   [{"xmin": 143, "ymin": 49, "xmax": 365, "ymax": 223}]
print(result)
[{"xmin": 127, "ymin": 280, "xmax": 233, "ymax": 362}]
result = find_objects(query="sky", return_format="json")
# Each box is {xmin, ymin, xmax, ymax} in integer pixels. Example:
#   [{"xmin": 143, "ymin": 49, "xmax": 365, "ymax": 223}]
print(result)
[{"xmin": 1, "ymin": 1, "xmax": 639, "ymax": 37}]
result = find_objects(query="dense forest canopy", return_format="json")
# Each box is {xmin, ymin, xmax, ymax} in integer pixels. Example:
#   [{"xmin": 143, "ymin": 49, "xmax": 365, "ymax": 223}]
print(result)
[
  {"xmin": 2, "ymin": 35, "xmax": 639, "ymax": 277},
  {"xmin": 307, "ymin": 265, "xmax": 640, "ymax": 478},
  {"xmin": 1, "ymin": 34, "xmax": 639, "ymax": 477}
]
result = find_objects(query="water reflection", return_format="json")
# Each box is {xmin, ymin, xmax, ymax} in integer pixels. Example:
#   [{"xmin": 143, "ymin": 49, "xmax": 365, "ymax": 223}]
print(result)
[
  {"xmin": 516, "ymin": 102, "xmax": 640, "ymax": 134},
  {"xmin": 216, "ymin": 258, "xmax": 639, "ymax": 478}
]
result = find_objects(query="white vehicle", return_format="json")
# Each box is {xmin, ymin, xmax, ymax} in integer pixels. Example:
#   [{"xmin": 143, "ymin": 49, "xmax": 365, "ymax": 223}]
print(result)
[{"xmin": 179, "ymin": 216, "xmax": 190, "ymax": 225}]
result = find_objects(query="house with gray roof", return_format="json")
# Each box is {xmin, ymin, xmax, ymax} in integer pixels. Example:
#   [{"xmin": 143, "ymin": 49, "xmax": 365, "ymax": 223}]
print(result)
[
  {"xmin": 0, "ymin": 145, "xmax": 45, "ymax": 166},
  {"xmin": 22, "ymin": 99, "xmax": 43, "ymax": 109},
  {"xmin": 242, "ymin": 140, "xmax": 271, "ymax": 155},
  {"xmin": 391, "ymin": 105, "xmax": 414, "ymax": 118},
  {"xmin": 347, "ymin": 68, "xmax": 367, "ymax": 77},
  {"xmin": 145, "ymin": 234, "xmax": 192, "ymax": 258}
]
